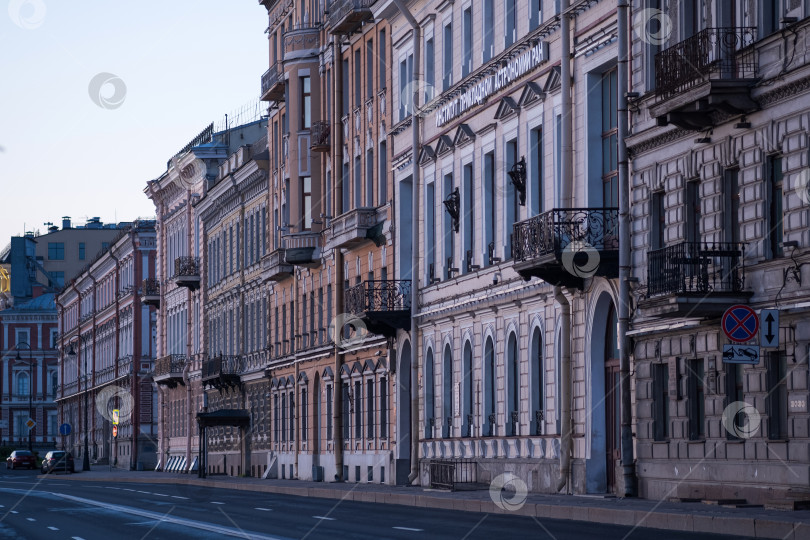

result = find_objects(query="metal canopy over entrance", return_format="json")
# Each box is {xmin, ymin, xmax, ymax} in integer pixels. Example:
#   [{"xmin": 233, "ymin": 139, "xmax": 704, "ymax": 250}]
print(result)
[{"xmin": 197, "ymin": 409, "xmax": 250, "ymax": 478}]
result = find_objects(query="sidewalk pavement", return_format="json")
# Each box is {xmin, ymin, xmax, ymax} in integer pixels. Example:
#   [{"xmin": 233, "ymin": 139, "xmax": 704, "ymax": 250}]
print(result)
[{"xmin": 40, "ymin": 468, "xmax": 810, "ymax": 539}]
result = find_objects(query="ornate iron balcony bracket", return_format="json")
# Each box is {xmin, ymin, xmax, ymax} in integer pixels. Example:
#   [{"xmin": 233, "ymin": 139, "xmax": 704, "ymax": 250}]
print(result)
[
  {"xmin": 508, "ymin": 156, "xmax": 527, "ymax": 206},
  {"xmin": 443, "ymin": 187, "xmax": 460, "ymax": 233}
]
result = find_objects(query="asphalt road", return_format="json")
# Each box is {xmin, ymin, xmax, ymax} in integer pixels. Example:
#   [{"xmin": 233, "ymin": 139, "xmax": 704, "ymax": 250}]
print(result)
[{"xmin": 0, "ymin": 468, "xmax": 754, "ymax": 540}]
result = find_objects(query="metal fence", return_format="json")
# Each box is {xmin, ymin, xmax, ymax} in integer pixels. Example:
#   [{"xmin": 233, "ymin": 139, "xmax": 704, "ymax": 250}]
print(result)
[{"xmin": 428, "ymin": 459, "xmax": 477, "ymax": 490}]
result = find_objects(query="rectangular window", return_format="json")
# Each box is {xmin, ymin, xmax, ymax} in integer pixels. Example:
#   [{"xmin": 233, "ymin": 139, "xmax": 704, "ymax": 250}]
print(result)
[
  {"xmin": 380, "ymin": 377, "xmax": 387, "ymax": 437},
  {"xmin": 399, "ymin": 54, "xmax": 413, "ymax": 122},
  {"xmin": 342, "ymin": 58, "xmax": 350, "ymax": 114},
  {"xmin": 530, "ymin": 127, "xmax": 543, "ymax": 216},
  {"xmin": 354, "ymin": 155, "xmax": 362, "ymax": 210},
  {"xmin": 302, "ymin": 294, "xmax": 308, "ymax": 348},
  {"xmin": 379, "ymin": 30, "xmax": 386, "ymax": 88},
  {"xmin": 505, "ymin": 0, "xmax": 516, "ymax": 47},
  {"xmin": 354, "ymin": 49, "xmax": 362, "ymax": 107},
  {"xmin": 484, "ymin": 151, "xmax": 496, "ymax": 265},
  {"xmin": 443, "ymin": 22, "xmax": 453, "ymax": 90},
  {"xmin": 767, "ymin": 351, "xmax": 788, "ymax": 440},
  {"xmin": 530, "ymin": 0, "xmax": 542, "ymax": 30},
  {"xmin": 366, "ymin": 149, "xmax": 374, "ymax": 207},
  {"xmin": 483, "ymin": 0, "xmax": 494, "ymax": 62},
  {"xmin": 354, "ymin": 381, "xmax": 362, "ymax": 439},
  {"xmin": 506, "ymin": 139, "xmax": 518, "ymax": 258},
  {"xmin": 601, "ymin": 68, "xmax": 619, "ymax": 208},
  {"xmin": 687, "ymin": 359, "xmax": 705, "ymax": 440},
  {"xmin": 651, "ymin": 191, "xmax": 665, "ymax": 250},
  {"xmin": 725, "ymin": 362, "xmax": 744, "ymax": 440},
  {"xmin": 652, "ymin": 363, "xmax": 669, "ymax": 441},
  {"xmin": 366, "ymin": 380, "xmax": 375, "ymax": 439},
  {"xmin": 426, "ymin": 181, "xmax": 436, "ymax": 282},
  {"xmin": 463, "ymin": 163, "xmax": 474, "ymax": 272},
  {"xmin": 78, "ymin": 242, "xmax": 85, "ymax": 260},
  {"xmin": 342, "ymin": 159, "xmax": 350, "ymax": 214},
  {"xmin": 366, "ymin": 39, "xmax": 374, "ymax": 98},
  {"xmin": 425, "ymin": 37, "xmax": 435, "ymax": 101},
  {"xmin": 303, "ymin": 177, "xmax": 312, "ymax": 230},
  {"xmin": 378, "ymin": 141, "xmax": 388, "ymax": 204},
  {"xmin": 289, "ymin": 393, "xmax": 295, "ymax": 442},
  {"xmin": 554, "ymin": 112, "xmax": 562, "ymax": 206},
  {"xmin": 326, "ymin": 384, "xmax": 333, "ymax": 440},
  {"xmin": 342, "ymin": 383, "xmax": 350, "ymax": 439},
  {"xmin": 301, "ymin": 387, "xmax": 308, "ymax": 442},
  {"xmin": 685, "ymin": 180, "xmax": 700, "ymax": 244},
  {"xmin": 48, "ymin": 242, "xmax": 64, "ymax": 260},
  {"xmin": 48, "ymin": 271, "xmax": 65, "ymax": 288},
  {"xmin": 767, "ymin": 155, "xmax": 784, "ymax": 259},
  {"xmin": 301, "ymin": 76, "xmax": 311, "ymax": 129},
  {"xmin": 444, "ymin": 172, "xmax": 455, "ymax": 278},
  {"xmin": 462, "ymin": 7, "xmax": 472, "ymax": 77}
]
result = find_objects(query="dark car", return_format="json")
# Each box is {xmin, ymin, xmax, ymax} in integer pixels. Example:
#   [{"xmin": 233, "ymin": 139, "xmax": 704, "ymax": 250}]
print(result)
[
  {"xmin": 41, "ymin": 451, "xmax": 74, "ymax": 474},
  {"xmin": 6, "ymin": 450, "xmax": 36, "ymax": 470}
]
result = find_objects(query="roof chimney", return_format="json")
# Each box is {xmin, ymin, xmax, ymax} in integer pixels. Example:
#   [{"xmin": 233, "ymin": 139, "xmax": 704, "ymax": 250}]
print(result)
[{"xmin": 62, "ymin": 216, "xmax": 71, "ymax": 229}]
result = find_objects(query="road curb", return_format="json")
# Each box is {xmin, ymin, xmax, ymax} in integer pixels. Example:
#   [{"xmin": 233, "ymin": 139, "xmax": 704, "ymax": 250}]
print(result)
[{"xmin": 38, "ymin": 474, "xmax": 804, "ymax": 538}]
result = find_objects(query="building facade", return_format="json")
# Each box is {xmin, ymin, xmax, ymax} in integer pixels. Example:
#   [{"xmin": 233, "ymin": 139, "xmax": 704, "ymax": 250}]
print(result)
[
  {"xmin": 628, "ymin": 0, "xmax": 810, "ymax": 504},
  {"xmin": 56, "ymin": 220, "xmax": 158, "ymax": 469}
]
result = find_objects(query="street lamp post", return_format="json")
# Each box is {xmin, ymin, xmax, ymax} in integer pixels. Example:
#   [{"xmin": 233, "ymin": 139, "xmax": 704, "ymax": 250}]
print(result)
[
  {"xmin": 67, "ymin": 341, "xmax": 90, "ymax": 471},
  {"xmin": 14, "ymin": 343, "xmax": 34, "ymax": 452}
]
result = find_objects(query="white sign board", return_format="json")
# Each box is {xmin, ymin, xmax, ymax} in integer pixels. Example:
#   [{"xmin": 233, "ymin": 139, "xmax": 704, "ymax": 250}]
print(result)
[{"xmin": 723, "ymin": 344, "xmax": 760, "ymax": 365}]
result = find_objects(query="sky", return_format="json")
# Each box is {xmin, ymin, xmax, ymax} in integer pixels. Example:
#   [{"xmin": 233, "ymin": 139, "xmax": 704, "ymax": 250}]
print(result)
[{"xmin": 0, "ymin": 0, "xmax": 268, "ymax": 243}]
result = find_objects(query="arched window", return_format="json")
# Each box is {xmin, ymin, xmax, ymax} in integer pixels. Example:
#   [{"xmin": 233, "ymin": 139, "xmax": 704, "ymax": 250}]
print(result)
[
  {"xmin": 484, "ymin": 337, "xmax": 496, "ymax": 436},
  {"xmin": 442, "ymin": 345, "xmax": 453, "ymax": 438},
  {"xmin": 530, "ymin": 327, "xmax": 544, "ymax": 435},
  {"xmin": 16, "ymin": 372, "xmax": 29, "ymax": 397},
  {"xmin": 507, "ymin": 333, "xmax": 519, "ymax": 436},
  {"xmin": 462, "ymin": 341, "xmax": 473, "ymax": 437},
  {"xmin": 424, "ymin": 348, "xmax": 435, "ymax": 438}
]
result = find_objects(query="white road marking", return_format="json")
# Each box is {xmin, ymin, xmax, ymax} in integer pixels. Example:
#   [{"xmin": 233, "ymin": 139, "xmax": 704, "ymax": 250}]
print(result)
[
  {"xmin": 25, "ymin": 517, "xmax": 35, "ymax": 521},
  {"xmin": 122, "ymin": 488, "xmax": 136, "ymax": 492},
  {"xmin": 171, "ymin": 495, "xmax": 189, "ymax": 500},
  {"xmin": 53, "ymin": 494, "xmax": 283, "ymax": 539},
  {"xmin": 48, "ymin": 526, "xmax": 59, "ymax": 531},
  {"xmin": 72, "ymin": 537, "xmax": 86, "ymax": 540},
  {"xmin": 10, "ymin": 510, "xmax": 18, "ymax": 514},
  {"xmin": 255, "ymin": 507, "xmax": 272, "ymax": 511},
  {"xmin": 136, "ymin": 491, "xmax": 150, "ymax": 494},
  {"xmin": 313, "ymin": 516, "xmax": 335, "ymax": 521},
  {"xmin": 153, "ymin": 493, "xmax": 169, "ymax": 497},
  {"xmin": 393, "ymin": 527, "xmax": 424, "ymax": 532},
  {"xmin": 211, "ymin": 501, "xmax": 225, "ymax": 504}
]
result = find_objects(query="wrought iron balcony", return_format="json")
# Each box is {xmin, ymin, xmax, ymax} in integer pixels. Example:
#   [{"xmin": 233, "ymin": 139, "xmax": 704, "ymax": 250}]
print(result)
[
  {"xmin": 282, "ymin": 232, "xmax": 321, "ymax": 267},
  {"xmin": 260, "ymin": 63, "xmax": 285, "ymax": 102},
  {"xmin": 641, "ymin": 241, "xmax": 751, "ymax": 318},
  {"xmin": 345, "ymin": 280, "xmax": 411, "ymax": 337},
  {"xmin": 328, "ymin": 207, "xmax": 381, "ymax": 250},
  {"xmin": 201, "ymin": 355, "xmax": 244, "ymax": 389},
  {"xmin": 327, "ymin": 0, "xmax": 375, "ymax": 35},
  {"xmin": 141, "ymin": 278, "xmax": 160, "ymax": 307},
  {"xmin": 173, "ymin": 256, "xmax": 200, "ymax": 291},
  {"xmin": 512, "ymin": 208, "xmax": 619, "ymax": 288},
  {"xmin": 153, "ymin": 354, "xmax": 186, "ymax": 387},
  {"xmin": 310, "ymin": 121, "xmax": 330, "ymax": 152},
  {"xmin": 652, "ymin": 27, "xmax": 758, "ymax": 129},
  {"xmin": 262, "ymin": 248, "xmax": 293, "ymax": 281}
]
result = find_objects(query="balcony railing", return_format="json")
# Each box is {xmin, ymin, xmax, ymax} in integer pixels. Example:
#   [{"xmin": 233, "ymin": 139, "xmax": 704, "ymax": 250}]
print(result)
[
  {"xmin": 141, "ymin": 278, "xmax": 160, "ymax": 307},
  {"xmin": 260, "ymin": 63, "xmax": 285, "ymax": 101},
  {"xmin": 512, "ymin": 208, "xmax": 619, "ymax": 286},
  {"xmin": 201, "ymin": 355, "xmax": 244, "ymax": 389},
  {"xmin": 327, "ymin": 0, "xmax": 375, "ymax": 34},
  {"xmin": 62, "ymin": 381, "xmax": 79, "ymax": 398},
  {"xmin": 96, "ymin": 365, "xmax": 115, "ymax": 385},
  {"xmin": 647, "ymin": 241, "xmax": 746, "ymax": 297},
  {"xmin": 154, "ymin": 354, "xmax": 187, "ymax": 378},
  {"xmin": 346, "ymin": 280, "xmax": 411, "ymax": 314},
  {"xmin": 310, "ymin": 121, "xmax": 330, "ymax": 152},
  {"xmin": 281, "ymin": 231, "xmax": 320, "ymax": 267},
  {"xmin": 117, "ymin": 355, "xmax": 133, "ymax": 376},
  {"xmin": 655, "ymin": 27, "xmax": 757, "ymax": 100},
  {"xmin": 263, "ymin": 248, "xmax": 294, "ymax": 281},
  {"xmin": 173, "ymin": 256, "xmax": 200, "ymax": 290}
]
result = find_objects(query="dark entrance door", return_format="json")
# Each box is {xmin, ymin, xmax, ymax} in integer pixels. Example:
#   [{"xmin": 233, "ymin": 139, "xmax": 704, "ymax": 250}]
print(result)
[{"xmin": 604, "ymin": 309, "xmax": 620, "ymax": 493}]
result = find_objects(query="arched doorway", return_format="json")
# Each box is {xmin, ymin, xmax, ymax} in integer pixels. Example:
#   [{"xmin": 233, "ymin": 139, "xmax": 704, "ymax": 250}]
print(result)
[
  {"xmin": 586, "ymin": 292, "xmax": 619, "ymax": 493},
  {"xmin": 396, "ymin": 340, "xmax": 412, "ymax": 484}
]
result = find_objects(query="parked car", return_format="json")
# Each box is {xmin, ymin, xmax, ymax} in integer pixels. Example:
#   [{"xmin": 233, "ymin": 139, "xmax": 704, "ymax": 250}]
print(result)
[
  {"xmin": 41, "ymin": 451, "xmax": 74, "ymax": 474},
  {"xmin": 6, "ymin": 450, "xmax": 36, "ymax": 470}
]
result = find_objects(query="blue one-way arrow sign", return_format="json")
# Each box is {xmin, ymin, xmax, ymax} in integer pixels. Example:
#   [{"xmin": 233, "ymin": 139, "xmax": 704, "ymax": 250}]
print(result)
[{"xmin": 761, "ymin": 309, "xmax": 779, "ymax": 348}]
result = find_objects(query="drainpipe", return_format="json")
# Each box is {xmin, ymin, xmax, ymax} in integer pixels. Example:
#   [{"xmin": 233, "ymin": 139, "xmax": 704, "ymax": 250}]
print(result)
[
  {"xmin": 617, "ymin": 0, "xmax": 636, "ymax": 497},
  {"xmin": 556, "ymin": 0, "xmax": 573, "ymax": 494},
  {"xmin": 332, "ymin": 34, "xmax": 345, "ymax": 481},
  {"xmin": 185, "ymin": 190, "xmax": 194, "ymax": 473},
  {"xmin": 391, "ymin": 0, "xmax": 421, "ymax": 486},
  {"xmin": 554, "ymin": 286, "xmax": 572, "ymax": 492}
]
